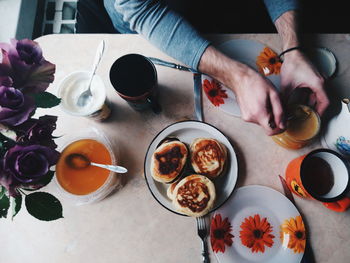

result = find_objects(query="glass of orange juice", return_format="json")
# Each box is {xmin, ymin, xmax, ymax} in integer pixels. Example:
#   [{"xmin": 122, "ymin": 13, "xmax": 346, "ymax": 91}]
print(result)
[
  {"xmin": 54, "ymin": 128, "xmax": 121, "ymax": 205},
  {"xmin": 272, "ymin": 104, "xmax": 321, "ymax": 149}
]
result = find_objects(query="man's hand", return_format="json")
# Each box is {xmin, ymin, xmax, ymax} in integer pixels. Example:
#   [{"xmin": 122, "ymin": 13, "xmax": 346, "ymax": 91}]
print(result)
[
  {"xmin": 275, "ymin": 10, "xmax": 329, "ymax": 115},
  {"xmin": 231, "ymin": 64, "xmax": 285, "ymax": 135},
  {"xmin": 199, "ymin": 46, "xmax": 284, "ymax": 135},
  {"xmin": 280, "ymin": 50, "xmax": 329, "ymax": 115}
]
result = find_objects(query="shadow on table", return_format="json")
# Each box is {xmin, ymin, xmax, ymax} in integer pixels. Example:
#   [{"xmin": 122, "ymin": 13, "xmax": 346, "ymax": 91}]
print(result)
[{"xmin": 226, "ymin": 136, "xmax": 248, "ymax": 189}]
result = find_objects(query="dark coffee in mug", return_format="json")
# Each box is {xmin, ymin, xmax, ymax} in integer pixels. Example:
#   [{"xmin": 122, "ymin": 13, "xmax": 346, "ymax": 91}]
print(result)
[
  {"xmin": 110, "ymin": 54, "xmax": 156, "ymax": 97},
  {"xmin": 109, "ymin": 54, "xmax": 160, "ymax": 113},
  {"xmin": 302, "ymin": 156, "xmax": 334, "ymax": 196},
  {"xmin": 300, "ymin": 149, "xmax": 349, "ymax": 202}
]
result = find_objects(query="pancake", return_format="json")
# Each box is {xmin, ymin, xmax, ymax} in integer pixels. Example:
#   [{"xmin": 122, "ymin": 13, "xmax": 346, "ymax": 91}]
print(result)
[
  {"xmin": 172, "ymin": 174, "xmax": 216, "ymax": 217},
  {"xmin": 190, "ymin": 138, "xmax": 227, "ymax": 179},
  {"xmin": 151, "ymin": 140, "xmax": 188, "ymax": 183},
  {"xmin": 167, "ymin": 181, "xmax": 179, "ymax": 200}
]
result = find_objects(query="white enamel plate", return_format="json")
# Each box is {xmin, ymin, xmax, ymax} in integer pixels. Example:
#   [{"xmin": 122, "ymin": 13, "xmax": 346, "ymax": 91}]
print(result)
[
  {"xmin": 212, "ymin": 185, "xmax": 306, "ymax": 263},
  {"xmin": 144, "ymin": 120, "xmax": 238, "ymax": 216}
]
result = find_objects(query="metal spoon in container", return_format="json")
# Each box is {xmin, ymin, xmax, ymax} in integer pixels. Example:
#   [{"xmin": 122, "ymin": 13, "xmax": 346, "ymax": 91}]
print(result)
[
  {"xmin": 76, "ymin": 40, "xmax": 105, "ymax": 107},
  {"xmin": 65, "ymin": 153, "xmax": 128, "ymax": 174}
]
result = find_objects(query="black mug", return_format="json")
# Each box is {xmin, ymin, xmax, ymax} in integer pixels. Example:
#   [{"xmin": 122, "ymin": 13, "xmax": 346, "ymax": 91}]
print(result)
[{"xmin": 109, "ymin": 53, "xmax": 161, "ymax": 113}]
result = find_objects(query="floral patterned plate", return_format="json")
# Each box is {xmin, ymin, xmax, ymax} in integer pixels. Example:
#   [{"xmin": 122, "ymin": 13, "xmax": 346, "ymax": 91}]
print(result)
[
  {"xmin": 202, "ymin": 39, "xmax": 281, "ymax": 117},
  {"xmin": 211, "ymin": 185, "xmax": 306, "ymax": 263}
]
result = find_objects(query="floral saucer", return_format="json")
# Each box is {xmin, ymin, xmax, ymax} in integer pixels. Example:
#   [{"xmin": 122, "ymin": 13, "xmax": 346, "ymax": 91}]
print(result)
[
  {"xmin": 210, "ymin": 185, "xmax": 306, "ymax": 263},
  {"xmin": 201, "ymin": 39, "xmax": 281, "ymax": 117}
]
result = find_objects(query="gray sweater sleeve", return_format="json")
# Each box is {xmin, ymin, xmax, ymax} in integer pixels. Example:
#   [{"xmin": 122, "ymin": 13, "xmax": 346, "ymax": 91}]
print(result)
[
  {"xmin": 263, "ymin": 0, "xmax": 300, "ymax": 22},
  {"xmin": 114, "ymin": 0, "xmax": 210, "ymax": 70},
  {"xmin": 112, "ymin": 0, "xmax": 300, "ymax": 69}
]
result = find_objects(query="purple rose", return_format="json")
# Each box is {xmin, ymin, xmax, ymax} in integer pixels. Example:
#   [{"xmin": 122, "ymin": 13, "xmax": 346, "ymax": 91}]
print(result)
[
  {"xmin": 12, "ymin": 38, "xmax": 43, "ymax": 66},
  {"xmin": 0, "ymin": 85, "xmax": 35, "ymax": 126},
  {"xmin": 15, "ymin": 115, "xmax": 58, "ymax": 149},
  {"xmin": 0, "ymin": 145, "xmax": 59, "ymax": 196},
  {"xmin": 0, "ymin": 39, "xmax": 55, "ymax": 93}
]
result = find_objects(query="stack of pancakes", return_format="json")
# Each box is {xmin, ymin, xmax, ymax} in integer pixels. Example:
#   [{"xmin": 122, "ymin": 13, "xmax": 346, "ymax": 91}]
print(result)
[{"xmin": 151, "ymin": 137, "xmax": 227, "ymax": 217}]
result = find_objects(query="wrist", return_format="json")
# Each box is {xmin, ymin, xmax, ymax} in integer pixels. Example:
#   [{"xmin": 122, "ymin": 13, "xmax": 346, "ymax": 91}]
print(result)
[
  {"xmin": 279, "ymin": 46, "xmax": 304, "ymax": 61},
  {"xmin": 275, "ymin": 10, "xmax": 301, "ymax": 52}
]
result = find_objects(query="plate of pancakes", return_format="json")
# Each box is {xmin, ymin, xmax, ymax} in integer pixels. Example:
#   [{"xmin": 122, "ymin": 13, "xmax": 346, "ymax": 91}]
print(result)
[{"xmin": 144, "ymin": 120, "xmax": 238, "ymax": 217}]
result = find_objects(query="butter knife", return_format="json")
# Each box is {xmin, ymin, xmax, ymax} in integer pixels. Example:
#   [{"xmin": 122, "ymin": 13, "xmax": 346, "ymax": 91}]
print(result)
[
  {"xmin": 193, "ymin": 73, "xmax": 203, "ymax": 122},
  {"xmin": 148, "ymin": 57, "xmax": 200, "ymax": 74},
  {"xmin": 278, "ymin": 175, "xmax": 315, "ymax": 263}
]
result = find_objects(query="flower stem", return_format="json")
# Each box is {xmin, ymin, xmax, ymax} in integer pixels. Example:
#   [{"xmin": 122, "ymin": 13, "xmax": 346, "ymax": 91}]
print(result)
[{"xmin": 18, "ymin": 189, "xmax": 27, "ymax": 196}]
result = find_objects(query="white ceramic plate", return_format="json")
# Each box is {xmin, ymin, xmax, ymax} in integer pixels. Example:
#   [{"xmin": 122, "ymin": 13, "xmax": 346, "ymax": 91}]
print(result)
[
  {"xmin": 144, "ymin": 120, "xmax": 238, "ymax": 216},
  {"xmin": 201, "ymin": 39, "xmax": 281, "ymax": 117},
  {"xmin": 212, "ymin": 185, "xmax": 305, "ymax": 263}
]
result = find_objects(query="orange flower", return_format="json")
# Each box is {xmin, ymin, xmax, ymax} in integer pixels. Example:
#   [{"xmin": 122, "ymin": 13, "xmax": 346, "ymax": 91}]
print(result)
[
  {"xmin": 256, "ymin": 47, "xmax": 282, "ymax": 76},
  {"xmin": 280, "ymin": 215, "xmax": 306, "ymax": 253},
  {"xmin": 210, "ymin": 214, "xmax": 234, "ymax": 253},
  {"xmin": 202, "ymin": 79, "xmax": 228, "ymax": 106},
  {"xmin": 239, "ymin": 214, "xmax": 275, "ymax": 253}
]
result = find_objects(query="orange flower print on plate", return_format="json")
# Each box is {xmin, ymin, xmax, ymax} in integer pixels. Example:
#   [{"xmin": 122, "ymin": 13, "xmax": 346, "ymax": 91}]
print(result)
[
  {"xmin": 280, "ymin": 215, "xmax": 306, "ymax": 253},
  {"xmin": 202, "ymin": 79, "xmax": 228, "ymax": 107},
  {"xmin": 210, "ymin": 214, "xmax": 234, "ymax": 253},
  {"xmin": 256, "ymin": 47, "xmax": 282, "ymax": 76},
  {"xmin": 239, "ymin": 214, "xmax": 275, "ymax": 253}
]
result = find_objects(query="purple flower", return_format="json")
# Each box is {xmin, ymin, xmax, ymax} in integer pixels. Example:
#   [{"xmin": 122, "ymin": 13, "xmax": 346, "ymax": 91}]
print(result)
[
  {"xmin": 0, "ymin": 39, "xmax": 55, "ymax": 93},
  {"xmin": 0, "ymin": 144, "xmax": 59, "ymax": 196},
  {"xmin": 15, "ymin": 115, "xmax": 58, "ymax": 149},
  {"xmin": 0, "ymin": 85, "xmax": 36, "ymax": 126}
]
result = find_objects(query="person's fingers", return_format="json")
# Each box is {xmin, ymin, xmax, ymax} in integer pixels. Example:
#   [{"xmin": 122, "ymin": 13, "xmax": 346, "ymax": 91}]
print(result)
[
  {"xmin": 259, "ymin": 115, "xmax": 275, "ymax": 136},
  {"xmin": 308, "ymin": 92, "xmax": 317, "ymax": 108},
  {"xmin": 269, "ymin": 90, "xmax": 285, "ymax": 129},
  {"xmin": 259, "ymin": 102, "xmax": 283, "ymax": 136},
  {"xmin": 313, "ymin": 88, "xmax": 330, "ymax": 116}
]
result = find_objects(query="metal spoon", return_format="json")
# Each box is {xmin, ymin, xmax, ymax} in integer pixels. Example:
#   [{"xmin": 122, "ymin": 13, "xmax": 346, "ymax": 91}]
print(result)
[
  {"xmin": 65, "ymin": 153, "xmax": 128, "ymax": 174},
  {"xmin": 76, "ymin": 40, "xmax": 105, "ymax": 107}
]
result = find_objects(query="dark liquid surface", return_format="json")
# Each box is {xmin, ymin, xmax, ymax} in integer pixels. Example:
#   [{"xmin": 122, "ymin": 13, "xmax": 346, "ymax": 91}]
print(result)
[
  {"xmin": 302, "ymin": 156, "xmax": 335, "ymax": 196},
  {"xmin": 110, "ymin": 54, "xmax": 156, "ymax": 97}
]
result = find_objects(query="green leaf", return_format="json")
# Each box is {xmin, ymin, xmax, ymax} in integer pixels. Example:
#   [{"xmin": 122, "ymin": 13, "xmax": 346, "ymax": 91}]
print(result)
[
  {"xmin": 25, "ymin": 192, "xmax": 63, "ymax": 221},
  {"xmin": 31, "ymin": 92, "xmax": 61, "ymax": 108},
  {"xmin": 0, "ymin": 185, "xmax": 6, "ymax": 199},
  {"xmin": 0, "ymin": 186, "xmax": 10, "ymax": 218},
  {"xmin": 11, "ymin": 194, "xmax": 22, "ymax": 220}
]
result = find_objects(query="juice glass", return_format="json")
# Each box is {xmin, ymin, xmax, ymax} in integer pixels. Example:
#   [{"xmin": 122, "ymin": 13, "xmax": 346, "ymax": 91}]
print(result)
[{"xmin": 272, "ymin": 104, "xmax": 321, "ymax": 149}]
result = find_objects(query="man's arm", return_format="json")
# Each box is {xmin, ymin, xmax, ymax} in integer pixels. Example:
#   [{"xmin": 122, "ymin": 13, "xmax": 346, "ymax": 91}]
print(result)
[
  {"xmin": 108, "ymin": 0, "xmax": 210, "ymax": 70},
  {"xmin": 274, "ymin": 10, "xmax": 300, "ymax": 50}
]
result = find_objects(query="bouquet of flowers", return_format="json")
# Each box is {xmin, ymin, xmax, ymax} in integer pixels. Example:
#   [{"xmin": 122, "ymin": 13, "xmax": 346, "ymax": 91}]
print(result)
[{"xmin": 0, "ymin": 39, "xmax": 63, "ymax": 221}]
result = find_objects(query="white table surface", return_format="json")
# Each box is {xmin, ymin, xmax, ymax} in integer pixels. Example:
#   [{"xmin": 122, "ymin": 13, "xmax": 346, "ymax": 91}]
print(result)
[{"xmin": 1, "ymin": 33, "xmax": 350, "ymax": 263}]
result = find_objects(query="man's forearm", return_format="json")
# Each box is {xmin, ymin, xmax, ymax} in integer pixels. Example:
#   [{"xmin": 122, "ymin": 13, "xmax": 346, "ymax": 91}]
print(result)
[
  {"xmin": 198, "ymin": 46, "xmax": 251, "ymax": 93},
  {"xmin": 111, "ymin": 0, "xmax": 210, "ymax": 70},
  {"xmin": 274, "ymin": 10, "xmax": 300, "ymax": 50}
]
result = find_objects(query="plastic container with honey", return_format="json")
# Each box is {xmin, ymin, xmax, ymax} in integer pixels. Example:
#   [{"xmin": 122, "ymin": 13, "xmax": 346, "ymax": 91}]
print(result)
[
  {"xmin": 272, "ymin": 104, "xmax": 321, "ymax": 149},
  {"xmin": 54, "ymin": 127, "xmax": 122, "ymax": 205}
]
